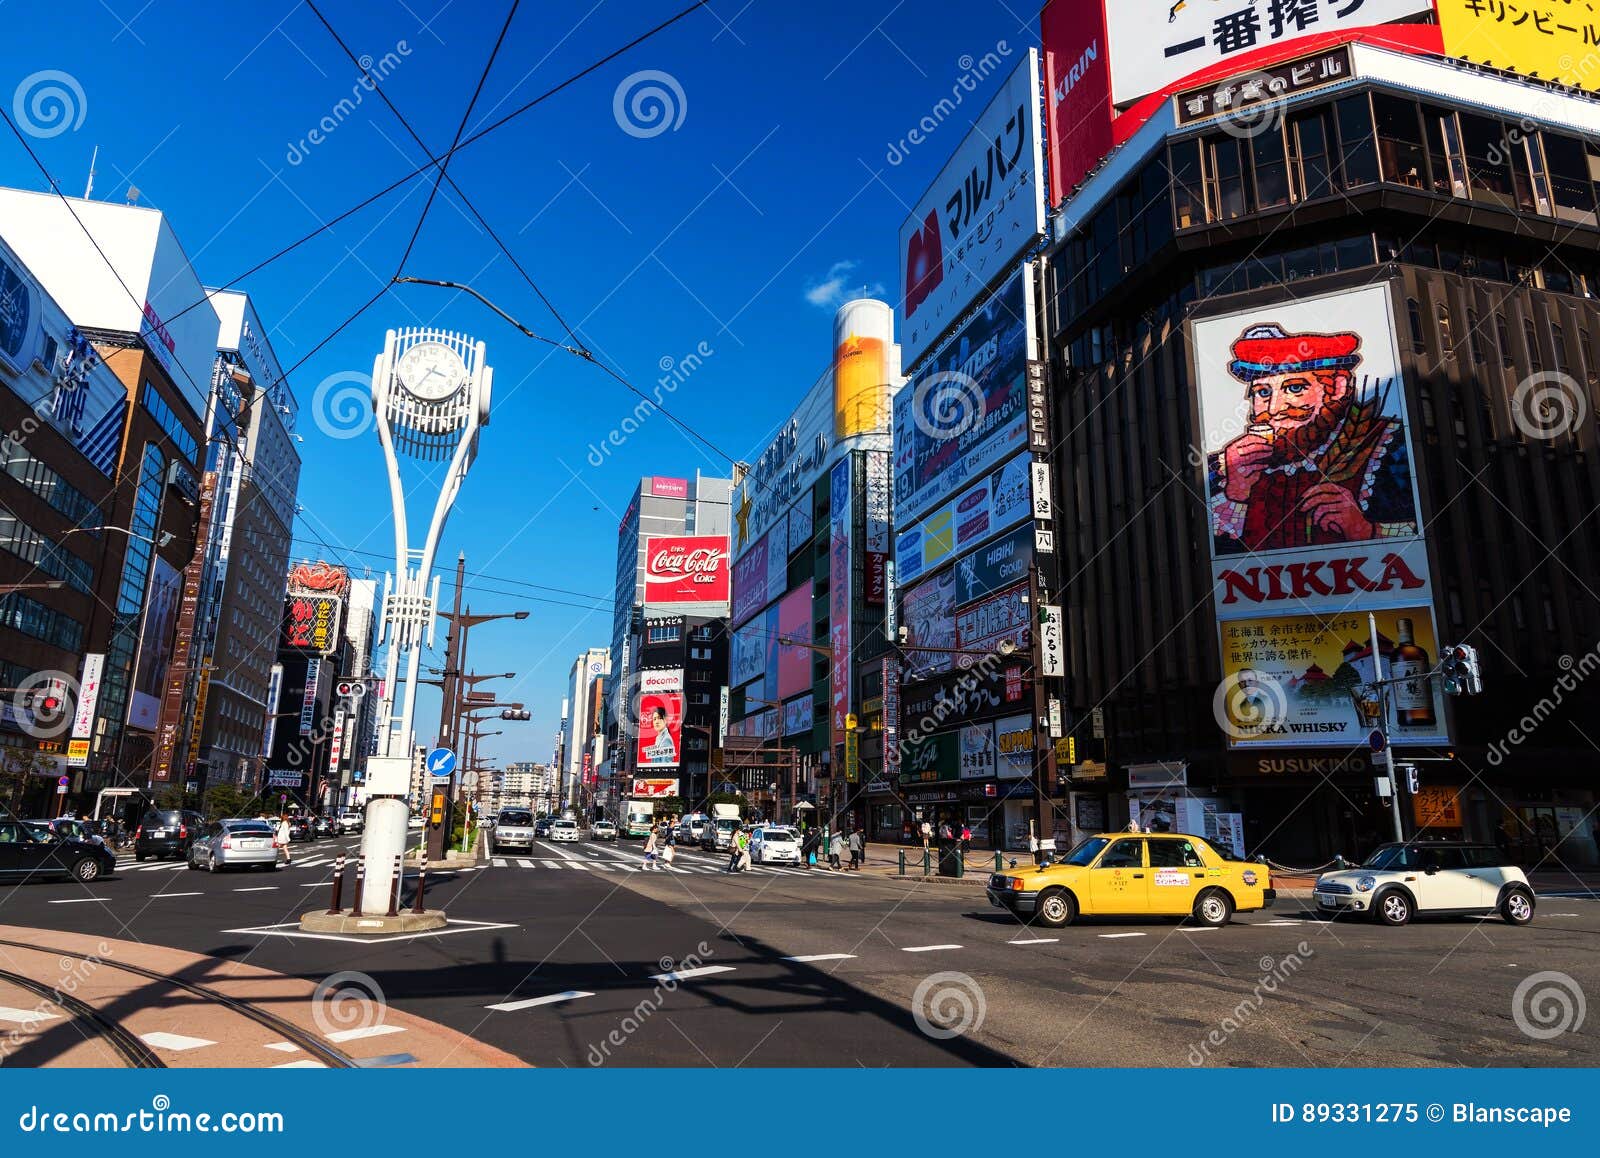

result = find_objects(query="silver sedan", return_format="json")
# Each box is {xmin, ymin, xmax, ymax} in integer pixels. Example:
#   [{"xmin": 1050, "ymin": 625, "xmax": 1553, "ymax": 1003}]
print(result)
[{"xmin": 188, "ymin": 819, "xmax": 281, "ymax": 872}]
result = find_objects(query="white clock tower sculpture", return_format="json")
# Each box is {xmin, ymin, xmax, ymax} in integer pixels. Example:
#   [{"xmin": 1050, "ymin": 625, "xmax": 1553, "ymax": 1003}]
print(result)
[{"xmin": 357, "ymin": 327, "xmax": 492, "ymax": 915}]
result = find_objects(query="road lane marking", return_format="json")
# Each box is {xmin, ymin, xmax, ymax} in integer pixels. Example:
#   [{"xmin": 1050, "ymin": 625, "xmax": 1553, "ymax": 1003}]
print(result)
[
  {"xmin": 151, "ymin": 891, "xmax": 202, "ymax": 899},
  {"xmin": 325, "ymin": 1024, "xmax": 407, "ymax": 1044},
  {"xmin": 141, "ymin": 1032, "xmax": 216, "ymax": 1051},
  {"xmin": 649, "ymin": 965, "xmax": 735, "ymax": 982},
  {"xmin": 1256, "ymin": 920, "xmax": 1301, "ymax": 926},
  {"xmin": 1183, "ymin": 926, "xmax": 1220, "ymax": 932},
  {"xmin": 783, "ymin": 953, "xmax": 856, "ymax": 962},
  {"xmin": 264, "ymin": 1042, "xmax": 301, "ymax": 1053},
  {"xmin": 901, "ymin": 944, "xmax": 962, "ymax": 952},
  {"xmin": 1098, "ymin": 932, "xmax": 1146, "ymax": 939},
  {"xmin": 234, "ymin": 886, "xmax": 278, "ymax": 892},
  {"xmin": 48, "ymin": 898, "xmax": 111, "ymax": 904},
  {"xmin": 485, "ymin": 990, "xmax": 595, "ymax": 1012},
  {"xmin": 1006, "ymin": 938, "xmax": 1058, "ymax": 945},
  {"xmin": 0, "ymin": 1007, "xmax": 58, "ymax": 1026}
]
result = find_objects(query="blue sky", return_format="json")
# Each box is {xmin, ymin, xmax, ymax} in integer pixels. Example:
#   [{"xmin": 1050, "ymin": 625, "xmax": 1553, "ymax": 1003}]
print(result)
[{"xmin": 3, "ymin": 0, "xmax": 1042, "ymax": 769}]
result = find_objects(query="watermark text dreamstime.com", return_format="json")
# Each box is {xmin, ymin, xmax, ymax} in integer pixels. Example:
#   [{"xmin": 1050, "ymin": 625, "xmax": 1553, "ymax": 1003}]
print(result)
[
  {"xmin": 0, "ymin": 943, "xmax": 110, "ymax": 1063},
  {"xmin": 1486, "ymin": 640, "xmax": 1600, "ymax": 766},
  {"xmin": 885, "ymin": 43, "xmax": 1012, "ymax": 166},
  {"xmin": 586, "ymin": 941, "xmax": 713, "ymax": 1066},
  {"xmin": 286, "ymin": 42, "xmax": 412, "ymax": 165},
  {"xmin": 587, "ymin": 340, "xmax": 713, "ymax": 467},
  {"xmin": 1188, "ymin": 942, "xmax": 1314, "ymax": 1065}
]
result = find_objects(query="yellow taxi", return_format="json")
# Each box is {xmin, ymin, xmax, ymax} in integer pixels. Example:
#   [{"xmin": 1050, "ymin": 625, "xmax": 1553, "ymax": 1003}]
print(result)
[{"xmin": 986, "ymin": 832, "xmax": 1276, "ymax": 928}]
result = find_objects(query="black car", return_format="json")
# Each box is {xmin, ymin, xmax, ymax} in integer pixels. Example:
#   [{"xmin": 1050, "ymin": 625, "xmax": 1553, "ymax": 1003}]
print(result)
[
  {"xmin": 0, "ymin": 819, "xmax": 117, "ymax": 883},
  {"xmin": 134, "ymin": 808, "xmax": 206, "ymax": 861},
  {"xmin": 288, "ymin": 816, "xmax": 312, "ymax": 842}
]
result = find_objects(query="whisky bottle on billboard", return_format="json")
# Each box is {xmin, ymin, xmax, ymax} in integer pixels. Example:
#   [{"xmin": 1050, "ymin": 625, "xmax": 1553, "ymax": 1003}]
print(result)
[{"xmin": 1390, "ymin": 617, "xmax": 1437, "ymax": 729}]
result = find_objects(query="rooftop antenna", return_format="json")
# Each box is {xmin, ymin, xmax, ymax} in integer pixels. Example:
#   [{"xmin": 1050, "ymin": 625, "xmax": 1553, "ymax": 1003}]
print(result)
[
  {"xmin": 83, "ymin": 145, "xmax": 97, "ymax": 199},
  {"xmin": 125, "ymin": 185, "xmax": 140, "ymax": 206}
]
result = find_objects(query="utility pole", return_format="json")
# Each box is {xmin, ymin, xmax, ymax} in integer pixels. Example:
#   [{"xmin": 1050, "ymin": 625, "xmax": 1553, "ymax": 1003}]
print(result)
[
  {"xmin": 427, "ymin": 554, "xmax": 467, "ymax": 862},
  {"xmin": 1370, "ymin": 612, "xmax": 1406, "ymax": 843}
]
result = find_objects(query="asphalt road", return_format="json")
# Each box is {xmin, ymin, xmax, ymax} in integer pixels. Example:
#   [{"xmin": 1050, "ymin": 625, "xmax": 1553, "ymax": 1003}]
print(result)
[{"xmin": 2, "ymin": 836, "xmax": 1596, "ymax": 1067}]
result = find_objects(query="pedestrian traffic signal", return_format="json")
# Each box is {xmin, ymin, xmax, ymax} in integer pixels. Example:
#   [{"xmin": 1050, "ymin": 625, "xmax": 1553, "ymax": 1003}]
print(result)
[{"xmin": 1440, "ymin": 644, "xmax": 1483, "ymax": 695}]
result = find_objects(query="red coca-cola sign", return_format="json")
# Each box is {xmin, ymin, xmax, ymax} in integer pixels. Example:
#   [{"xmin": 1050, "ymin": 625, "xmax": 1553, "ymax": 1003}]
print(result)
[{"xmin": 643, "ymin": 535, "xmax": 730, "ymax": 605}]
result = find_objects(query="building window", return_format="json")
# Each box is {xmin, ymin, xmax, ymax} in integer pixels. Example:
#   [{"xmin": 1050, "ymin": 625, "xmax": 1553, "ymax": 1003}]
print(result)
[
  {"xmin": 1525, "ymin": 319, "xmax": 1544, "ymax": 372},
  {"xmin": 1203, "ymin": 136, "xmax": 1247, "ymax": 221},
  {"xmin": 1423, "ymin": 106, "xmax": 1467, "ymax": 197},
  {"xmin": 1459, "ymin": 113, "xmax": 1516, "ymax": 210},
  {"xmin": 1251, "ymin": 127, "xmax": 1290, "ymax": 210},
  {"xmin": 1335, "ymin": 95, "xmax": 1379, "ymax": 188},
  {"xmin": 1407, "ymin": 299, "xmax": 1426, "ymax": 355},
  {"xmin": 1540, "ymin": 133, "xmax": 1599, "ymax": 226},
  {"xmin": 1497, "ymin": 315, "xmax": 1515, "ymax": 369},
  {"xmin": 647, "ymin": 624, "xmax": 680, "ymax": 644},
  {"xmin": 1289, "ymin": 108, "xmax": 1334, "ymax": 201},
  {"xmin": 1374, "ymin": 93, "xmax": 1426, "ymax": 189},
  {"xmin": 140, "ymin": 381, "xmax": 198, "ymax": 465},
  {"xmin": 0, "ymin": 447, "xmax": 102, "ymax": 527},
  {"xmin": 1467, "ymin": 310, "xmax": 1486, "ymax": 365},
  {"xmin": 1169, "ymin": 137, "xmax": 1204, "ymax": 228},
  {"xmin": 0, "ymin": 505, "xmax": 94, "ymax": 593},
  {"xmin": 1436, "ymin": 304, "xmax": 1455, "ymax": 358},
  {"xmin": 0, "ymin": 592, "xmax": 84, "ymax": 652}
]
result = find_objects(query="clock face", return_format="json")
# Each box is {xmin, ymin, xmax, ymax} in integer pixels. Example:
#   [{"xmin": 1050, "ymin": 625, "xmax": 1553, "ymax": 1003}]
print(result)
[{"xmin": 397, "ymin": 341, "xmax": 465, "ymax": 402}]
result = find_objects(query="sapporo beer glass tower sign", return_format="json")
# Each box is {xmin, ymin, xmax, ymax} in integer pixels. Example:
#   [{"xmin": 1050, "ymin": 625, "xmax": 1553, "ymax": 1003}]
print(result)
[{"xmin": 359, "ymin": 327, "xmax": 492, "ymax": 913}]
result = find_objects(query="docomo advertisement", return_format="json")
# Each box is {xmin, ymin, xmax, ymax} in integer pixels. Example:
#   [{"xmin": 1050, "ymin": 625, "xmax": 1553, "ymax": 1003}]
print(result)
[
  {"xmin": 1193, "ymin": 283, "xmax": 1429, "ymax": 621},
  {"xmin": 1100, "ymin": 0, "xmax": 1431, "ymax": 108},
  {"xmin": 644, "ymin": 535, "xmax": 730, "ymax": 605},
  {"xmin": 1218, "ymin": 606, "xmax": 1449, "ymax": 749},
  {"xmin": 900, "ymin": 49, "xmax": 1045, "ymax": 370},
  {"xmin": 636, "ymin": 669, "xmax": 684, "ymax": 770}
]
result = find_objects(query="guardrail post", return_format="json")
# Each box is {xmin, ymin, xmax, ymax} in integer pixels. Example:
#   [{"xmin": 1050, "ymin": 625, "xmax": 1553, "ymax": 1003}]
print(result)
[
  {"xmin": 325, "ymin": 854, "xmax": 346, "ymax": 914},
  {"xmin": 387, "ymin": 853, "xmax": 403, "ymax": 916},
  {"xmin": 412, "ymin": 851, "xmax": 428, "ymax": 915},
  {"xmin": 350, "ymin": 856, "xmax": 366, "ymax": 916}
]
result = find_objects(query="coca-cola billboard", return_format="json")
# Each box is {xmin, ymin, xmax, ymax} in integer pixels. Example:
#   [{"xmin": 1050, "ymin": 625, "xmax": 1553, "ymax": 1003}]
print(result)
[{"xmin": 644, "ymin": 535, "xmax": 730, "ymax": 605}]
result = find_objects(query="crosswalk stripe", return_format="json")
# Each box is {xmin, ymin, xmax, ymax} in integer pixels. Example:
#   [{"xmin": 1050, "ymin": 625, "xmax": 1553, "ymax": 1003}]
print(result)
[
  {"xmin": 492, "ymin": 858, "xmax": 507, "ymax": 867},
  {"xmin": 516, "ymin": 859, "xmax": 536, "ymax": 868}
]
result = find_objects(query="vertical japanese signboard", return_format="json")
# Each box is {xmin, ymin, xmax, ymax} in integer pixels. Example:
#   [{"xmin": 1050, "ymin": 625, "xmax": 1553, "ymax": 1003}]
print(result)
[{"xmin": 829, "ymin": 457, "xmax": 854, "ymax": 758}]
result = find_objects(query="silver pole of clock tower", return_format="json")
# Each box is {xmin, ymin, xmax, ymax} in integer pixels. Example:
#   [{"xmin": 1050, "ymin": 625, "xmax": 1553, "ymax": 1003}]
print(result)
[{"xmin": 357, "ymin": 327, "xmax": 493, "ymax": 917}]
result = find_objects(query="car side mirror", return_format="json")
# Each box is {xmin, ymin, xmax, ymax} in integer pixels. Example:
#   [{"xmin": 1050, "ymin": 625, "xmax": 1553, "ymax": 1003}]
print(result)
[{"xmin": 1424, "ymin": 865, "xmax": 1438, "ymax": 875}]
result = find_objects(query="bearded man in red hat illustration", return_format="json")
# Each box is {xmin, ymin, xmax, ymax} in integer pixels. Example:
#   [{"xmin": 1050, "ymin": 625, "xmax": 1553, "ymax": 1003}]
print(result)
[{"xmin": 1208, "ymin": 323, "xmax": 1416, "ymax": 554}]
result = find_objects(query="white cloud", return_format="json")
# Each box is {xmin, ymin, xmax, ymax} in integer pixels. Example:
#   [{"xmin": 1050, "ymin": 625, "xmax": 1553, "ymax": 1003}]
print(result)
[{"xmin": 804, "ymin": 260, "xmax": 884, "ymax": 309}]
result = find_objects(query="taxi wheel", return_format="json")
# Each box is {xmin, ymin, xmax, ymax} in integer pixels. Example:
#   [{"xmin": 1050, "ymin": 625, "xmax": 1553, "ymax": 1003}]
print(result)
[
  {"xmin": 1374, "ymin": 889, "xmax": 1411, "ymax": 926},
  {"xmin": 1192, "ymin": 889, "xmax": 1233, "ymax": 927},
  {"xmin": 1501, "ymin": 888, "xmax": 1534, "ymax": 926},
  {"xmin": 1033, "ymin": 889, "xmax": 1077, "ymax": 928}
]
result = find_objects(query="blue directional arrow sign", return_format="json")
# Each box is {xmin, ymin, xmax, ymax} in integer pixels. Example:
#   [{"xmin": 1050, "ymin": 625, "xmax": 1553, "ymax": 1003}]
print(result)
[{"xmin": 426, "ymin": 748, "xmax": 457, "ymax": 779}]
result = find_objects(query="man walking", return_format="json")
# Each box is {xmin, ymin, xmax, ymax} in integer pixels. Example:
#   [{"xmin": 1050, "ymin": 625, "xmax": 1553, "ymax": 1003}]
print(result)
[
  {"xmin": 828, "ymin": 829, "xmax": 845, "ymax": 871},
  {"xmin": 848, "ymin": 828, "xmax": 864, "ymax": 871}
]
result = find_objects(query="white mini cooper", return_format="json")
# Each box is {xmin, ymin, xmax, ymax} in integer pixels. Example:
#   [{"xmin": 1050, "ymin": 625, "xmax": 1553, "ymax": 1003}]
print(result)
[{"xmin": 1313, "ymin": 841, "xmax": 1535, "ymax": 927}]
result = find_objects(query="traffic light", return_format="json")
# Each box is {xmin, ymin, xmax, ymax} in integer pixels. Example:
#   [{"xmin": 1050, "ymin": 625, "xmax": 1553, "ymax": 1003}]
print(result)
[
  {"xmin": 500, "ymin": 709, "xmax": 531, "ymax": 721},
  {"xmin": 1440, "ymin": 644, "xmax": 1483, "ymax": 695}
]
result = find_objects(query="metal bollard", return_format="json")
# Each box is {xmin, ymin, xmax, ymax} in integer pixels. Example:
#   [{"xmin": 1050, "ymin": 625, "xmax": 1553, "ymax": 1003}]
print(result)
[
  {"xmin": 412, "ymin": 852, "xmax": 428, "ymax": 915},
  {"xmin": 955, "ymin": 852, "xmax": 963, "ymax": 879},
  {"xmin": 922, "ymin": 848, "xmax": 931, "ymax": 876},
  {"xmin": 325, "ymin": 854, "xmax": 346, "ymax": 914},
  {"xmin": 387, "ymin": 853, "xmax": 402, "ymax": 917},
  {"xmin": 994, "ymin": 850, "xmax": 1003, "ymax": 873},
  {"xmin": 897, "ymin": 849, "xmax": 906, "ymax": 876},
  {"xmin": 350, "ymin": 857, "xmax": 366, "ymax": 916}
]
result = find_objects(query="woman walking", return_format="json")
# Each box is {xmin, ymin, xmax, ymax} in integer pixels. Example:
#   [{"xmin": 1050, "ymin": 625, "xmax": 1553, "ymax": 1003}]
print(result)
[
  {"xmin": 276, "ymin": 814, "xmax": 292, "ymax": 865},
  {"xmin": 643, "ymin": 826, "xmax": 659, "ymax": 870},
  {"xmin": 828, "ymin": 829, "xmax": 845, "ymax": 871}
]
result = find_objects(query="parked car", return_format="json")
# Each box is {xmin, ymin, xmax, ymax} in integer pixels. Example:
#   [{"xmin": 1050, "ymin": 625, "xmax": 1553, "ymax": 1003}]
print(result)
[
  {"xmin": 134, "ymin": 808, "xmax": 206, "ymax": 862},
  {"xmin": 0, "ymin": 819, "xmax": 117, "ymax": 883},
  {"xmin": 987, "ymin": 833, "xmax": 1276, "ymax": 929},
  {"xmin": 337, "ymin": 807, "xmax": 365, "ymax": 834},
  {"xmin": 550, "ymin": 819, "xmax": 582, "ymax": 843},
  {"xmin": 1313, "ymin": 842, "xmax": 1535, "ymax": 926},
  {"xmin": 491, "ymin": 809, "xmax": 537, "ymax": 855},
  {"xmin": 188, "ymin": 819, "xmax": 281, "ymax": 873},
  {"xmin": 751, "ymin": 825, "xmax": 801, "ymax": 865}
]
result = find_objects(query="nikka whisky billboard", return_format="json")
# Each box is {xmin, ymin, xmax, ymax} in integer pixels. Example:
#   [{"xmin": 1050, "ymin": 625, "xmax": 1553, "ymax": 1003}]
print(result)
[{"xmin": 1191, "ymin": 283, "xmax": 1441, "ymax": 748}]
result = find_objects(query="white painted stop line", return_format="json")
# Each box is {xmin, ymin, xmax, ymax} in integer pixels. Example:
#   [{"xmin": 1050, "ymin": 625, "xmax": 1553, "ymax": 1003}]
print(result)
[
  {"xmin": 650, "ymin": 965, "xmax": 734, "ymax": 982},
  {"xmin": 486, "ymin": 990, "xmax": 594, "ymax": 1012}
]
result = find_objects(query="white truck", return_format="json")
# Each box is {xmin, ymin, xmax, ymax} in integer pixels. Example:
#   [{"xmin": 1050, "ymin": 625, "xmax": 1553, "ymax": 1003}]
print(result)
[
  {"xmin": 623, "ymin": 799, "xmax": 655, "ymax": 839},
  {"xmin": 703, "ymin": 803, "xmax": 743, "ymax": 852}
]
